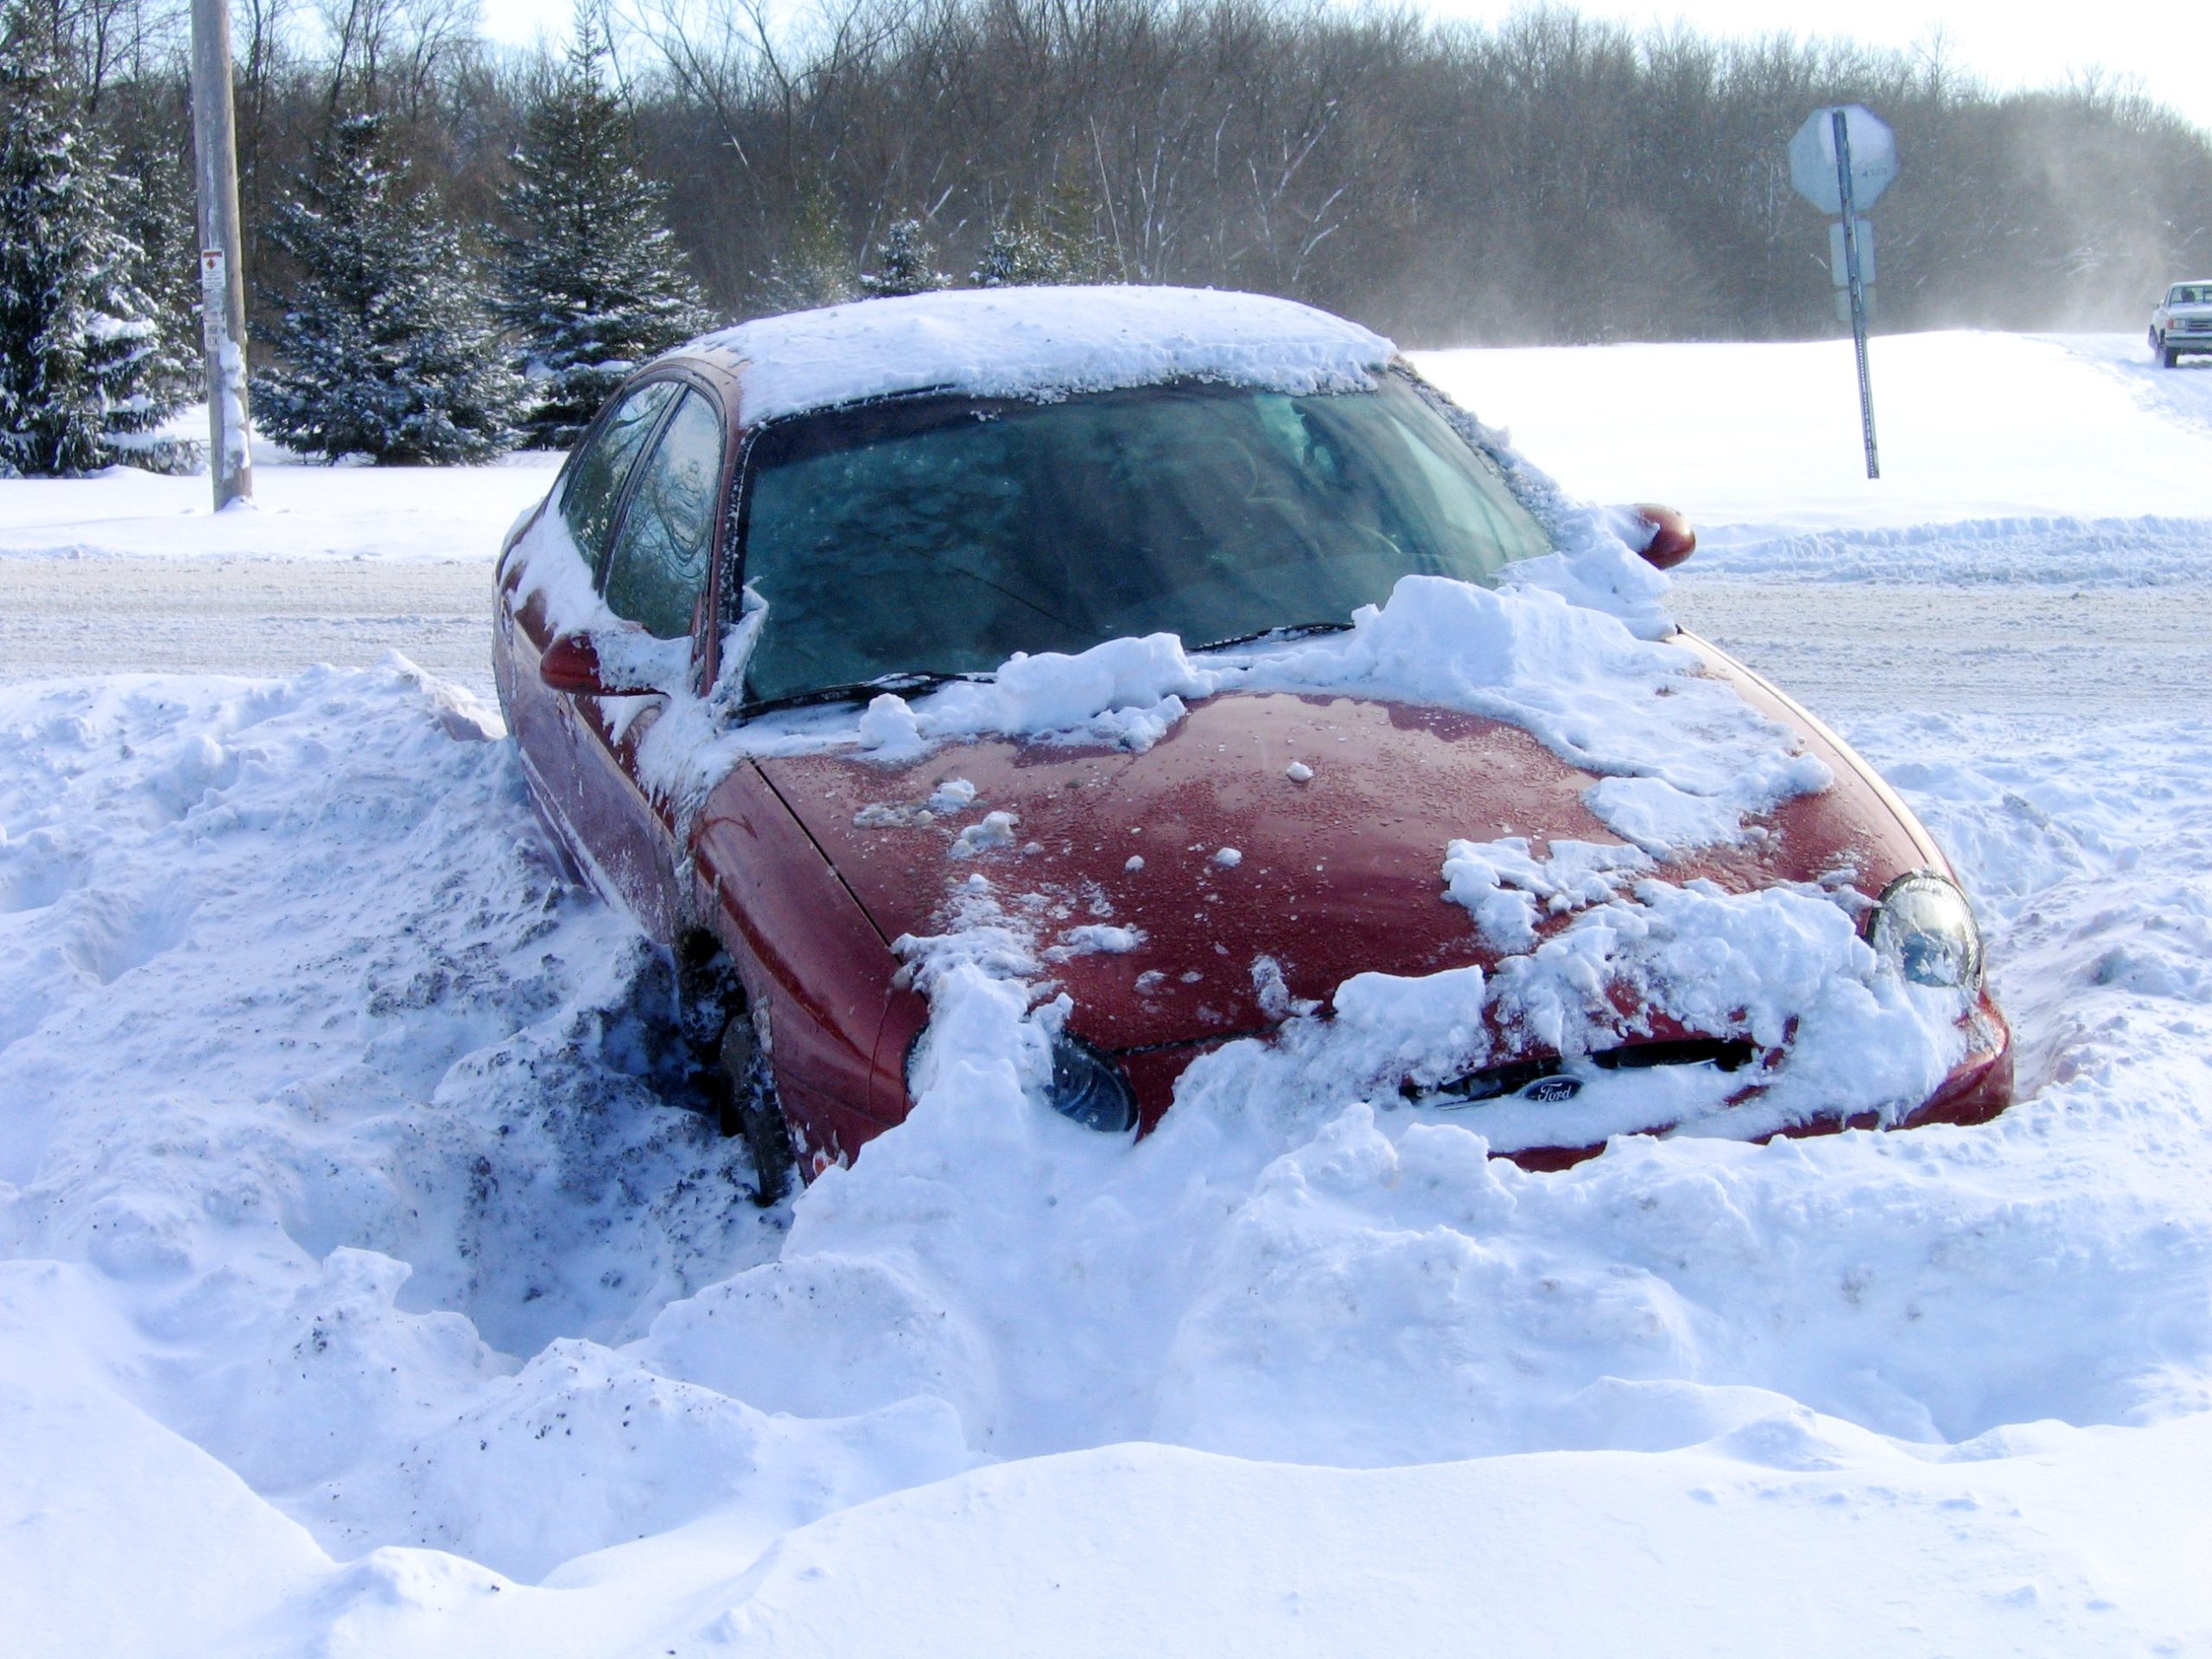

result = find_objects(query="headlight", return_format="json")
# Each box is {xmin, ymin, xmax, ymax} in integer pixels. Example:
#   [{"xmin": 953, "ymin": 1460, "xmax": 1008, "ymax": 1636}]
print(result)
[
  {"xmin": 1870, "ymin": 872, "xmax": 1983, "ymax": 991},
  {"xmin": 1046, "ymin": 1032, "xmax": 1138, "ymax": 1133}
]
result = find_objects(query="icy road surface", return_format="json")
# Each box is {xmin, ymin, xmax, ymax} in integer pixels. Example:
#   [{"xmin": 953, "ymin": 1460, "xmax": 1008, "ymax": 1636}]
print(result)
[{"xmin": 3, "ymin": 331, "xmax": 2211, "ymax": 1656}]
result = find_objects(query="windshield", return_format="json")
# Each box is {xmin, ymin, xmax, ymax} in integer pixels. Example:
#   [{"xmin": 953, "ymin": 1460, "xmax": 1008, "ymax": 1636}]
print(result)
[
  {"xmin": 2173, "ymin": 285, "xmax": 2212, "ymax": 305},
  {"xmin": 734, "ymin": 376, "xmax": 1554, "ymax": 706}
]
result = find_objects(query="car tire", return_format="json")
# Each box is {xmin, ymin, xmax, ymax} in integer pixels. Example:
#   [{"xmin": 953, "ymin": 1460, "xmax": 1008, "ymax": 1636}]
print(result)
[
  {"xmin": 720, "ymin": 1009, "xmax": 796, "ymax": 1206},
  {"xmin": 2162, "ymin": 342, "xmax": 2180, "ymax": 368}
]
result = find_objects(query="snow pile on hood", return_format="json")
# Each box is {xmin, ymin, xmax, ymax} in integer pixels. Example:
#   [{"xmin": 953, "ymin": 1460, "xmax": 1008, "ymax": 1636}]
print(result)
[
  {"xmin": 2, "ymin": 668, "xmax": 2210, "ymax": 1653},
  {"xmin": 845, "ymin": 574, "xmax": 1828, "ymax": 852},
  {"xmin": 688, "ymin": 287, "xmax": 1395, "ymax": 426},
  {"xmin": 854, "ymin": 631, "xmax": 1211, "ymax": 760}
]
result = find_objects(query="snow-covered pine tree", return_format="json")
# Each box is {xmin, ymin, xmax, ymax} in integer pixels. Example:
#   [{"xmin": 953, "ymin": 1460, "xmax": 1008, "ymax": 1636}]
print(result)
[
  {"xmin": 860, "ymin": 218, "xmax": 949, "ymax": 298},
  {"xmin": 759, "ymin": 186, "xmax": 857, "ymax": 312},
  {"xmin": 498, "ymin": 16, "xmax": 711, "ymax": 448},
  {"xmin": 0, "ymin": 0, "xmax": 191, "ymax": 477},
  {"xmin": 255, "ymin": 112, "xmax": 523, "ymax": 465},
  {"xmin": 107, "ymin": 131, "xmax": 201, "ymax": 385},
  {"xmin": 970, "ymin": 217, "xmax": 1069, "ymax": 288}
]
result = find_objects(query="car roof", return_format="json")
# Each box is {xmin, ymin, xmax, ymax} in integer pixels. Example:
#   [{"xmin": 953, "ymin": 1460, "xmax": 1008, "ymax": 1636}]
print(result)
[{"xmin": 676, "ymin": 285, "xmax": 1397, "ymax": 429}]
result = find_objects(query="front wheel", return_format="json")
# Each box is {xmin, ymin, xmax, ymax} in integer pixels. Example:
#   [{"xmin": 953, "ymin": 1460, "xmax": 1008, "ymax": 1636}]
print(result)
[
  {"xmin": 721, "ymin": 1011, "xmax": 796, "ymax": 1206},
  {"xmin": 2160, "ymin": 338, "xmax": 2180, "ymax": 368}
]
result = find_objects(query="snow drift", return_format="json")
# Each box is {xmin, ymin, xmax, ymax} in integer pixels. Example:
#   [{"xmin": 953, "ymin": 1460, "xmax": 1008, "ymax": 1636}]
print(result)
[{"xmin": 3, "ymin": 661, "xmax": 2210, "ymax": 1655}]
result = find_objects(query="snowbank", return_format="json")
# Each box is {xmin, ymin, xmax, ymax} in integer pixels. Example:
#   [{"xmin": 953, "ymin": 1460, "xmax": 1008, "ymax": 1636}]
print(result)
[
  {"xmin": 0, "ymin": 448, "xmax": 556, "ymax": 563},
  {"xmin": 1411, "ymin": 331, "xmax": 2212, "ymax": 536},
  {"xmin": 5, "ymin": 662, "xmax": 2212, "ymax": 1655}
]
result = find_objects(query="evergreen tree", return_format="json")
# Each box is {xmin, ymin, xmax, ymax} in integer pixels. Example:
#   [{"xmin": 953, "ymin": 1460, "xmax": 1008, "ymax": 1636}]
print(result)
[
  {"xmin": 255, "ymin": 112, "xmax": 523, "ymax": 464},
  {"xmin": 107, "ymin": 132, "xmax": 202, "ymax": 386},
  {"xmin": 1039, "ymin": 162, "xmax": 1119, "ymax": 284},
  {"xmin": 759, "ymin": 185, "xmax": 857, "ymax": 312},
  {"xmin": 970, "ymin": 216, "xmax": 1070, "ymax": 288},
  {"xmin": 0, "ymin": 0, "xmax": 190, "ymax": 477},
  {"xmin": 498, "ymin": 16, "xmax": 711, "ymax": 448},
  {"xmin": 859, "ymin": 218, "xmax": 948, "ymax": 298}
]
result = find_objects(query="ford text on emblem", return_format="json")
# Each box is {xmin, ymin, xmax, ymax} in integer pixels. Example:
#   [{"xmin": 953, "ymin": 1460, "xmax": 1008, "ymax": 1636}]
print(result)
[{"xmin": 1521, "ymin": 1076, "xmax": 1582, "ymax": 1103}]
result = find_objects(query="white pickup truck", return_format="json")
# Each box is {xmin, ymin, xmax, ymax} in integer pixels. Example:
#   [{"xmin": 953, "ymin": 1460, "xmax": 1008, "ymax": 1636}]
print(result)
[{"xmin": 2151, "ymin": 281, "xmax": 2212, "ymax": 366}]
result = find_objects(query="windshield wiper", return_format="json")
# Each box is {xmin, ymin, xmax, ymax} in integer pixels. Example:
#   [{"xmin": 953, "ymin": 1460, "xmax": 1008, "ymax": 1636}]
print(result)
[
  {"xmin": 1194, "ymin": 620, "xmax": 1355, "ymax": 652},
  {"xmin": 741, "ymin": 669, "xmax": 980, "ymax": 716}
]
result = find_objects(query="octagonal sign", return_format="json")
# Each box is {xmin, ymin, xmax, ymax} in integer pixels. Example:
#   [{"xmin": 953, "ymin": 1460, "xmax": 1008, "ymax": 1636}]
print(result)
[{"xmin": 1789, "ymin": 105, "xmax": 1897, "ymax": 215}]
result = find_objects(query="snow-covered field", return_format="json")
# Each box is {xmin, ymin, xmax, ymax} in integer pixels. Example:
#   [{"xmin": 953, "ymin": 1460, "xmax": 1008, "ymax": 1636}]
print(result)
[{"xmin": 5, "ymin": 330, "xmax": 2212, "ymax": 1656}]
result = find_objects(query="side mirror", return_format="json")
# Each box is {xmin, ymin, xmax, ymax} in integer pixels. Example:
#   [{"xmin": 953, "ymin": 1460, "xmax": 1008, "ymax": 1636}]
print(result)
[
  {"xmin": 1631, "ymin": 503, "xmax": 1696, "ymax": 570},
  {"xmin": 538, "ymin": 632, "xmax": 656, "ymax": 697}
]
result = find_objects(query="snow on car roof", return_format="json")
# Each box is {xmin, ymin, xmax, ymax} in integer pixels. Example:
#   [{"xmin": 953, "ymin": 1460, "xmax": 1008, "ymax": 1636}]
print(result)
[{"xmin": 687, "ymin": 285, "xmax": 1398, "ymax": 426}]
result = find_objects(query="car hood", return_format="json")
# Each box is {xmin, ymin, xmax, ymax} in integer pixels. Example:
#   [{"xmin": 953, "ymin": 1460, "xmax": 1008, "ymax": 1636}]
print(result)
[{"xmin": 753, "ymin": 637, "xmax": 1943, "ymax": 1052}]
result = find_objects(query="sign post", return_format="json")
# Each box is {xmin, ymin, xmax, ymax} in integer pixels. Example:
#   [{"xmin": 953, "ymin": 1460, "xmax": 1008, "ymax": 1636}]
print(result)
[
  {"xmin": 189, "ymin": 0, "xmax": 253, "ymax": 509},
  {"xmin": 1831, "ymin": 111, "xmax": 1878, "ymax": 479},
  {"xmin": 1789, "ymin": 105, "xmax": 1896, "ymax": 481}
]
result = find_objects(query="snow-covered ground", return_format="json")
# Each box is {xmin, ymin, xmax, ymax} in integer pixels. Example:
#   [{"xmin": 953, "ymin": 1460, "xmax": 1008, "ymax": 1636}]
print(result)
[{"xmin": 5, "ymin": 330, "xmax": 2212, "ymax": 1656}]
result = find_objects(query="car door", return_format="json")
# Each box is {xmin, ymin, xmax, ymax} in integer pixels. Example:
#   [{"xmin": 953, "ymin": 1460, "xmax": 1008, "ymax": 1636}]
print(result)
[
  {"xmin": 563, "ymin": 384, "xmax": 730, "ymax": 940},
  {"xmin": 499, "ymin": 378, "xmax": 684, "ymax": 878}
]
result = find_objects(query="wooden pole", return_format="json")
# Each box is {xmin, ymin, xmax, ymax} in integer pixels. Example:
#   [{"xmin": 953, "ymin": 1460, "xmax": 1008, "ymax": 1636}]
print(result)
[{"xmin": 189, "ymin": 0, "xmax": 252, "ymax": 508}]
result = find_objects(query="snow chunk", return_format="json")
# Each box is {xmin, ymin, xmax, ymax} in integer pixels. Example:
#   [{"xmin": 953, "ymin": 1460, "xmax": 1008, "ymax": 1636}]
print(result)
[
  {"xmin": 858, "ymin": 632, "xmax": 1211, "ymax": 759},
  {"xmin": 949, "ymin": 810, "xmax": 1020, "ymax": 858},
  {"xmin": 1286, "ymin": 760, "xmax": 1314, "ymax": 783},
  {"xmin": 1046, "ymin": 924, "xmax": 1147, "ymax": 960},
  {"xmin": 690, "ymin": 287, "xmax": 1395, "ymax": 426},
  {"xmin": 1442, "ymin": 836, "xmax": 1651, "ymax": 952}
]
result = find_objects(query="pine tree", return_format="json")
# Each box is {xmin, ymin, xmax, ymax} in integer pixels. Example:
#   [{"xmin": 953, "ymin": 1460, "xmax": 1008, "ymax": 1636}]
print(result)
[
  {"xmin": 0, "ymin": 0, "xmax": 191, "ymax": 477},
  {"xmin": 759, "ymin": 185, "xmax": 857, "ymax": 313},
  {"xmin": 108, "ymin": 132, "xmax": 201, "ymax": 385},
  {"xmin": 1039, "ymin": 162, "xmax": 1118, "ymax": 283},
  {"xmin": 860, "ymin": 218, "xmax": 949, "ymax": 299},
  {"xmin": 498, "ymin": 17, "xmax": 711, "ymax": 448},
  {"xmin": 256, "ymin": 112, "xmax": 523, "ymax": 464},
  {"xmin": 970, "ymin": 217, "xmax": 1070, "ymax": 288}
]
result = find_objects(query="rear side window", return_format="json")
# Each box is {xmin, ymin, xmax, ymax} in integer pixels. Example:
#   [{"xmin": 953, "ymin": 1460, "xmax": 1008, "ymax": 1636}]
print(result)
[
  {"xmin": 601, "ymin": 389, "xmax": 726, "ymax": 641},
  {"xmin": 559, "ymin": 381, "xmax": 680, "ymax": 576}
]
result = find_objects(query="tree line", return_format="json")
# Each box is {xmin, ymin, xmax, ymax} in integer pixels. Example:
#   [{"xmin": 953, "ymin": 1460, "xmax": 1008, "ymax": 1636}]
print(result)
[{"xmin": 4, "ymin": 0, "xmax": 2209, "ymax": 471}]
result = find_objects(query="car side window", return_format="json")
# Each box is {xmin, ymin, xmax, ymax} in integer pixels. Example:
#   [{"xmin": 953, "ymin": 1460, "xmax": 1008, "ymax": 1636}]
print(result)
[
  {"xmin": 560, "ymin": 381, "xmax": 680, "ymax": 578},
  {"xmin": 601, "ymin": 389, "xmax": 726, "ymax": 641}
]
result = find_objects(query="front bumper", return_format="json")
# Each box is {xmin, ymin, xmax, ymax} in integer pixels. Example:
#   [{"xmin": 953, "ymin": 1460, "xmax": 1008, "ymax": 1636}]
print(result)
[{"xmin": 1118, "ymin": 990, "xmax": 2015, "ymax": 1173}]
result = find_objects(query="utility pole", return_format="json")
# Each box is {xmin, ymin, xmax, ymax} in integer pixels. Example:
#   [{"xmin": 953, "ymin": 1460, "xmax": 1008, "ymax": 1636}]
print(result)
[{"xmin": 189, "ymin": 0, "xmax": 252, "ymax": 509}]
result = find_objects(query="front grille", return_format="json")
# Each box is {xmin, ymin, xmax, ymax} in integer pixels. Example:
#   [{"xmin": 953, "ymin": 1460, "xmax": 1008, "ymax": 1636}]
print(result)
[{"xmin": 1419, "ymin": 1038, "xmax": 1757, "ymax": 1106}]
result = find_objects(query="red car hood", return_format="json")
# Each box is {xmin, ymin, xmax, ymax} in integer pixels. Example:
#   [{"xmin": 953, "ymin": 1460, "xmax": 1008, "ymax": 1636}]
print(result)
[{"xmin": 754, "ymin": 639, "xmax": 1942, "ymax": 1052}]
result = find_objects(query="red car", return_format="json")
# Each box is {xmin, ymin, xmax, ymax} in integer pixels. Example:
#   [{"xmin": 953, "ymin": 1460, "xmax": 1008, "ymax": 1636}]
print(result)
[{"xmin": 493, "ymin": 289, "xmax": 2009, "ymax": 1198}]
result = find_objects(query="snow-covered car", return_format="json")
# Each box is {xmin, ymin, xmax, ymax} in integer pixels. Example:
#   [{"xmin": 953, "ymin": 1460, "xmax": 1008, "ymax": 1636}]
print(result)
[
  {"xmin": 2151, "ymin": 280, "xmax": 2212, "ymax": 366},
  {"xmin": 492, "ymin": 287, "xmax": 2012, "ymax": 1197}
]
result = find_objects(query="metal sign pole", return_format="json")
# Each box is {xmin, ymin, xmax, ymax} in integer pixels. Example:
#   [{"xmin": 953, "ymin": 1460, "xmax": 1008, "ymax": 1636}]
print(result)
[
  {"xmin": 1831, "ymin": 109, "xmax": 1879, "ymax": 480},
  {"xmin": 189, "ymin": 0, "xmax": 253, "ymax": 508}
]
